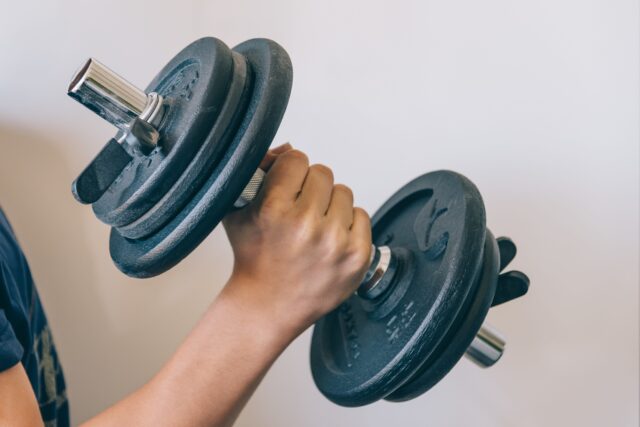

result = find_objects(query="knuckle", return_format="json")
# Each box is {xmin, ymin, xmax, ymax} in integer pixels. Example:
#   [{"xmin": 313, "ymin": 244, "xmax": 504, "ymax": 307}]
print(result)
[
  {"xmin": 293, "ymin": 211, "xmax": 320, "ymax": 240},
  {"xmin": 353, "ymin": 207, "xmax": 371, "ymax": 224},
  {"xmin": 353, "ymin": 206, "xmax": 368, "ymax": 217},
  {"xmin": 342, "ymin": 245, "xmax": 370, "ymax": 277},
  {"xmin": 282, "ymin": 149, "xmax": 309, "ymax": 164},
  {"xmin": 325, "ymin": 231, "xmax": 348, "ymax": 256},
  {"xmin": 311, "ymin": 164, "xmax": 334, "ymax": 180},
  {"xmin": 259, "ymin": 189, "xmax": 293, "ymax": 215},
  {"xmin": 334, "ymin": 184, "xmax": 353, "ymax": 199},
  {"xmin": 258, "ymin": 197, "xmax": 285, "ymax": 220},
  {"xmin": 352, "ymin": 243, "xmax": 372, "ymax": 267}
]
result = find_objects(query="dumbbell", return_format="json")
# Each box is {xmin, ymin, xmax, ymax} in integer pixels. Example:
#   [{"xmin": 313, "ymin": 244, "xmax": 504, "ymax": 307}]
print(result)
[{"xmin": 67, "ymin": 37, "xmax": 530, "ymax": 406}]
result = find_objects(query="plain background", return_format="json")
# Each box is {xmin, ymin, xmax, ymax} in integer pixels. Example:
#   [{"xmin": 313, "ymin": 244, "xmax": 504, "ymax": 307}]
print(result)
[{"xmin": 0, "ymin": 0, "xmax": 638, "ymax": 425}]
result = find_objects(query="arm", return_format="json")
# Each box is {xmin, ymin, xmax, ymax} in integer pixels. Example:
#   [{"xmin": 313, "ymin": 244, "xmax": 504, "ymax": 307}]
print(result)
[
  {"xmin": 0, "ymin": 363, "xmax": 44, "ymax": 427},
  {"xmin": 0, "ymin": 145, "xmax": 371, "ymax": 426},
  {"xmin": 84, "ymin": 146, "xmax": 372, "ymax": 426},
  {"xmin": 1, "ymin": 284, "xmax": 292, "ymax": 427},
  {"xmin": 81, "ymin": 281, "xmax": 292, "ymax": 427}
]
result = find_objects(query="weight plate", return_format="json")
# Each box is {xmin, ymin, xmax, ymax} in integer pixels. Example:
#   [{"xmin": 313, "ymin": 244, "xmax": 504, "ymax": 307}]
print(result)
[
  {"xmin": 109, "ymin": 39, "xmax": 293, "ymax": 277},
  {"xmin": 309, "ymin": 170, "xmax": 487, "ymax": 407},
  {"xmin": 385, "ymin": 230, "xmax": 499, "ymax": 401},
  {"xmin": 93, "ymin": 37, "xmax": 235, "ymax": 227},
  {"xmin": 116, "ymin": 51, "xmax": 251, "ymax": 239}
]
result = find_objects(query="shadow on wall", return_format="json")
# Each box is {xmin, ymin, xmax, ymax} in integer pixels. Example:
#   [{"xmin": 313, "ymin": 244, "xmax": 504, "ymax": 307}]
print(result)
[
  {"xmin": 0, "ymin": 123, "xmax": 237, "ymax": 423},
  {"xmin": 0, "ymin": 123, "xmax": 113, "ymax": 413},
  {"xmin": 0, "ymin": 123, "xmax": 108, "ymax": 329}
]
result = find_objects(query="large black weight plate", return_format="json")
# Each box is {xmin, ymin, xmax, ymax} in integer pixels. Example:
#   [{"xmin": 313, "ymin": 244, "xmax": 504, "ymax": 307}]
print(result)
[
  {"xmin": 109, "ymin": 39, "xmax": 293, "ymax": 277},
  {"xmin": 385, "ymin": 230, "xmax": 500, "ymax": 401},
  {"xmin": 115, "ymin": 51, "xmax": 251, "ymax": 240},
  {"xmin": 93, "ymin": 37, "xmax": 235, "ymax": 227},
  {"xmin": 310, "ymin": 170, "xmax": 487, "ymax": 407}
]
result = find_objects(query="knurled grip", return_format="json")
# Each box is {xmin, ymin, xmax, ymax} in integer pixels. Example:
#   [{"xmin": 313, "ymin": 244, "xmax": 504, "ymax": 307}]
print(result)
[{"xmin": 233, "ymin": 168, "xmax": 266, "ymax": 208}]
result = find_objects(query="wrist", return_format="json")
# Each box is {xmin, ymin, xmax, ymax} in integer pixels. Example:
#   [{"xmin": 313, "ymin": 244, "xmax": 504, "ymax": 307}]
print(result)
[{"xmin": 217, "ymin": 273, "xmax": 302, "ymax": 349}]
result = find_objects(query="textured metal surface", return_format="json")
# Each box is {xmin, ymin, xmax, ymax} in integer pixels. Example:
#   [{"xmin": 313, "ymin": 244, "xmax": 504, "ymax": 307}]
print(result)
[
  {"xmin": 117, "ymin": 51, "xmax": 252, "ymax": 239},
  {"xmin": 234, "ymin": 168, "xmax": 266, "ymax": 208},
  {"xmin": 92, "ymin": 37, "xmax": 236, "ymax": 228},
  {"xmin": 385, "ymin": 230, "xmax": 500, "ymax": 401},
  {"xmin": 109, "ymin": 38, "xmax": 293, "ymax": 277},
  {"xmin": 310, "ymin": 170, "xmax": 488, "ymax": 407}
]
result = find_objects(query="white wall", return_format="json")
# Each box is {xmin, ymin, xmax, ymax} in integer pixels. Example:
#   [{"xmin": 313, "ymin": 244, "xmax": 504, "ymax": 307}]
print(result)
[{"xmin": 0, "ymin": 1, "xmax": 637, "ymax": 425}]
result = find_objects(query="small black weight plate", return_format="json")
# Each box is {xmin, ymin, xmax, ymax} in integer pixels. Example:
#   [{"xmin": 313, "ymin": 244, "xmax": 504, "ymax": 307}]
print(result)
[
  {"xmin": 92, "ymin": 37, "xmax": 235, "ymax": 227},
  {"xmin": 385, "ymin": 230, "xmax": 499, "ymax": 401},
  {"xmin": 109, "ymin": 39, "xmax": 293, "ymax": 277},
  {"xmin": 115, "ymin": 51, "xmax": 251, "ymax": 239},
  {"xmin": 309, "ymin": 170, "xmax": 487, "ymax": 407},
  {"xmin": 72, "ymin": 138, "xmax": 133, "ymax": 204}
]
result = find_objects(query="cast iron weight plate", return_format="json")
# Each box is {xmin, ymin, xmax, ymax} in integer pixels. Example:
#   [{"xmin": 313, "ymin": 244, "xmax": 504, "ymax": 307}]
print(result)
[
  {"xmin": 109, "ymin": 39, "xmax": 293, "ymax": 278},
  {"xmin": 310, "ymin": 170, "xmax": 487, "ymax": 407},
  {"xmin": 386, "ymin": 229, "xmax": 500, "ymax": 401},
  {"xmin": 92, "ymin": 37, "xmax": 236, "ymax": 228},
  {"xmin": 115, "ymin": 51, "xmax": 252, "ymax": 240}
]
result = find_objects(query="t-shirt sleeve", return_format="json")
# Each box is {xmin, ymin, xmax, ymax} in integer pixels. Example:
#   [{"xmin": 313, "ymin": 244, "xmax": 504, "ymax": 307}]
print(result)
[{"xmin": 0, "ymin": 308, "xmax": 23, "ymax": 371}]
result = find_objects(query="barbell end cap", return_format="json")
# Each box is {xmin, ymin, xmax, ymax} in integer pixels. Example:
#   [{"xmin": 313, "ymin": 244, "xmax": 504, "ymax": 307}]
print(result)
[
  {"xmin": 67, "ymin": 57, "xmax": 148, "ymax": 133},
  {"xmin": 465, "ymin": 324, "xmax": 506, "ymax": 368}
]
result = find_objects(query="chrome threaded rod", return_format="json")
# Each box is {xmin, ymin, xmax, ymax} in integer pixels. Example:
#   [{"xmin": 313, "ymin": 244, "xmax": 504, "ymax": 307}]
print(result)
[{"xmin": 68, "ymin": 58, "xmax": 164, "ymax": 138}]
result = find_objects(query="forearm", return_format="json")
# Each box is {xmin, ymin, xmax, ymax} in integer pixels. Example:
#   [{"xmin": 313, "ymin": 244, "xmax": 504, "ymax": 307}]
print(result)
[
  {"xmin": 82, "ymin": 276, "xmax": 294, "ymax": 427},
  {"xmin": 80, "ymin": 147, "xmax": 370, "ymax": 426}
]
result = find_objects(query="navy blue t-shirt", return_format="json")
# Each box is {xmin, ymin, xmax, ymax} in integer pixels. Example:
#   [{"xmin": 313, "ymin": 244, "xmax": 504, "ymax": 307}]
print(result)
[{"xmin": 0, "ymin": 209, "xmax": 69, "ymax": 426}]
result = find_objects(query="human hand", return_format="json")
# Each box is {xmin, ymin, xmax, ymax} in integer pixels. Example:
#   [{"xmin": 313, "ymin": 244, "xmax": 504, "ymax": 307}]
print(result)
[{"xmin": 221, "ymin": 144, "xmax": 372, "ymax": 339}]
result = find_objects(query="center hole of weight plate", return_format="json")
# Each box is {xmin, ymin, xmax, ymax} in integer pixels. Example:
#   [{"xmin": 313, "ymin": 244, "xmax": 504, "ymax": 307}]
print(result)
[{"xmin": 358, "ymin": 247, "xmax": 416, "ymax": 320}]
